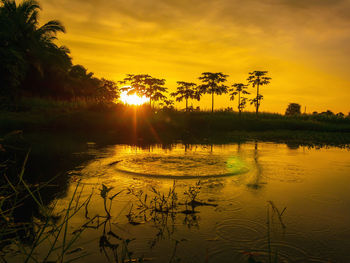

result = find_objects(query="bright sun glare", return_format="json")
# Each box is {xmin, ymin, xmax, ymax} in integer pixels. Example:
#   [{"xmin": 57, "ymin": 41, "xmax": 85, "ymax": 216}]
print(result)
[{"xmin": 120, "ymin": 89, "xmax": 149, "ymax": 105}]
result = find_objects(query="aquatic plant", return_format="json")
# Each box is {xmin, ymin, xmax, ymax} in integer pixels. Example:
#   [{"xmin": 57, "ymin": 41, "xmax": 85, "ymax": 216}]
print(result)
[
  {"xmin": 184, "ymin": 180, "xmax": 201, "ymax": 208},
  {"xmin": 0, "ymin": 162, "xmax": 93, "ymax": 262},
  {"xmin": 245, "ymin": 201, "xmax": 287, "ymax": 263},
  {"xmin": 99, "ymin": 184, "xmax": 123, "ymax": 218}
]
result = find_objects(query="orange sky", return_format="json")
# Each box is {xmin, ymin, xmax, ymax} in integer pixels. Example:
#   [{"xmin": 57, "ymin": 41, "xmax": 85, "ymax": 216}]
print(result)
[{"xmin": 40, "ymin": 0, "xmax": 350, "ymax": 113}]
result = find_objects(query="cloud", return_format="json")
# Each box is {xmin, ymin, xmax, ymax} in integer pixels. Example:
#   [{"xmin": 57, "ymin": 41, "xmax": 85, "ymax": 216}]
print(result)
[{"xmin": 39, "ymin": 0, "xmax": 350, "ymax": 112}]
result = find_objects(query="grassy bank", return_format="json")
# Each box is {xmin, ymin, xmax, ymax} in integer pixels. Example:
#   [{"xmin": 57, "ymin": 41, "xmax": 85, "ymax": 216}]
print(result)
[{"xmin": 1, "ymin": 98, "xmax": 350, "ymax": 146}]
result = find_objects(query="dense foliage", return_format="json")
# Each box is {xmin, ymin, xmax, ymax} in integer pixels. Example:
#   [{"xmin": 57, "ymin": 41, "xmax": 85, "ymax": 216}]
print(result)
[
  {"xmin": 0, "ymin": 0, "xmax": 119, "ymax": 104},
  {"xmin": 285, "ymin": 103, "xmax": 301, "ymax": 116}
]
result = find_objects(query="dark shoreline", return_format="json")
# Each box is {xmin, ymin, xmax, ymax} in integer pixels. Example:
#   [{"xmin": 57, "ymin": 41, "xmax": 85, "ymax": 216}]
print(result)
[{"xmin": 1, "ymin": 102, "xmax": 350, "ymax": 148}]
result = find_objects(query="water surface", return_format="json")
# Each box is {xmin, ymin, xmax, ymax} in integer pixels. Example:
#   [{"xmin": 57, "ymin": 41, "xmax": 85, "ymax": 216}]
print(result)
[{"xmin": 8, "ymin": 142, "xmax": 350, "ymax": 262}]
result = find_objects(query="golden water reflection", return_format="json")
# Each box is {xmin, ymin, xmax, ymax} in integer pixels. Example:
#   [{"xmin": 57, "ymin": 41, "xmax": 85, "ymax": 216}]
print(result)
[{"xmin": 42, "ymin": 143, "xmax": 350, "ymax": 262}]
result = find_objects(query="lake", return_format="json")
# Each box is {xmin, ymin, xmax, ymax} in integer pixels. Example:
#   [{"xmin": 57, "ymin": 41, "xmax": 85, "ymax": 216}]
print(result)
[{"xmin": 3, "ymin": 141, "xmax": 350, "ymax": 263}]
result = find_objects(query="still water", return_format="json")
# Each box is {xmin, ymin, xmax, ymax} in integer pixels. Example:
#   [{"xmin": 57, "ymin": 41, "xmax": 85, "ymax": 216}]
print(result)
[{"xmin": 11, "ymin": 142, "xmax": 350, "ymax": 262}]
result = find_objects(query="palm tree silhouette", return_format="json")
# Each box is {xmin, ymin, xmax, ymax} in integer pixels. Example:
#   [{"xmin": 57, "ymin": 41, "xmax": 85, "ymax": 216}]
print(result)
[
  {"xmin": 171, "ymin": 81, "xmax": 199, "ymax": 112},
  {"xmin": 0, "ymin": 0, "xmax": 66, "ymax": 45},
  {"xmin": 0, "ymin": 0, "xmax": 70, "ymax": 97},
  {"xmin": 229, "ymin": 83, "xmax": 250, "ymax": 115},
  {"xmin": 247, "ymin": 71, "xmax": 271, "ymax": 116},
  {"xmin": 198, "ymin": 72, "xmax": 229, "ymax": 112}
]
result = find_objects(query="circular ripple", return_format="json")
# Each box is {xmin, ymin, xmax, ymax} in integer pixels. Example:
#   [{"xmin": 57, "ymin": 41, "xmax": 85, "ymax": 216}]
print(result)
[
  {"xmin": 114, "ymin": 154, "xmax": 249, "ymax": 179},
  {"xmin": 216, "ymin": 218, "xmax": 267, "ymax": 243}
]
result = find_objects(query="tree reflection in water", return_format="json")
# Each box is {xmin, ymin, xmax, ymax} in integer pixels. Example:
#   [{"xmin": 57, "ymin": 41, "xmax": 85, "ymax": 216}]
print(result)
[{"xmin": 247, "ymin": 141, "xmax": 264, "ymax": 190}]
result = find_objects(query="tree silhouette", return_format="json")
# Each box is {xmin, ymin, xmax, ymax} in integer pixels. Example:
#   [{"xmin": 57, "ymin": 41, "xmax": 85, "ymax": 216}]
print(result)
[
  {"xmin": 198, "ymin": 72, "xmax": 229, "ymax": 112},
  {"xmin": 285, "ymin": 103, "xmax": 301, "ymax": 116},
  {"xmin": 121, "ymin": 74, "xmax": 167, "ymax": 107},
  {"xmin": 159, "ymin": 98, "xmax": 174, "ymax": 110},
  {"xmin": 171, "ymin": 82, "xmax": 200, "ymax": 112},
  {"xmin": 96, "ymin": 79, "xmax": 120, "ymax": 103},
  {"xmin": 247, "ymin": 71, "xmax": 271, "ymax": 116},
  {"xmin": 144, "ymin": 76, "xmax": 167, "ymax": 108},
  {"xmin": 229, "ymin": 83, "xmax": 250, "ymax": 115},
  {"xmin": 250, "ymin": 94, "xmax": 264, "ymax": 114},
  {"xmin": 120, "ymin": 74, "xmax": 146, "ymax": 97},
  {"xmin": 0, "ymin": 0, "xmax": 122, "ymax": 103},
  {"xmin": 67, "ymin": 65, "xmax": 99, "ymax": 99},
  {"xmin": 0, "ymin": 0, "xmax": 71, "ymax": 99},
  {"xmin": 238, "ymin": 97, "xmax": 249, "ymax": 114}
]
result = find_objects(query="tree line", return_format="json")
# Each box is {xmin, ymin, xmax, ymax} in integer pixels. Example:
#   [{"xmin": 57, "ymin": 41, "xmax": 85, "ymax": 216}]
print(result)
[
  {"xmin": 121, "ymin": 71, "xmax": 271, "ymax": 116},
  {"xmin": 0, "ymin": 0, "xmax": 118, "ymax": 104},
  {"xmin": 1, "ymin": 0, "xmax": 273, "ymax": 115}
]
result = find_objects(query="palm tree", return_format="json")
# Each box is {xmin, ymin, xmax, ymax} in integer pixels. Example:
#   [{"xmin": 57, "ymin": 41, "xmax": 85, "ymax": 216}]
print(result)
[
  {"xmin": 247, "ymin": 71, "xmax": 271, "ymax": 116},
  {"xmin": 0, "ymin": 0, "xmax": 66, "ymax": 49},
  {"xmin": 171, "ymin": 82, "xmax": 199, "ymax": 111},
  {"xmin": 198, "ymin": 72, "xmax": 228, "ymax": 112},
  {"xmin": 0, "ymin": 0, "xmax": 70, "ymax": 97},
  {"xmin": 229, "ymin": 83, "xmax": 250, "ymax": 115}
]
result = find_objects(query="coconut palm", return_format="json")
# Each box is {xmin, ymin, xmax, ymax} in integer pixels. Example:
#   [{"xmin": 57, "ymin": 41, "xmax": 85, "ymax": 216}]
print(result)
[
  {"xmin": 171, "ymin": 82, "xmax": 199, "ymax": 111},
  {"xmin": 0, "ymin": 0, "xmax": 66, "ymax": 50},
  {"xmin": 229, "ymin": 83, "xmax": 250, "ymax": 115},
  {"xmin": 198, "ymin": 72, "xmax": 229, "ymax": 112},
  {"xmin": 0, "ymin": 0, "xmax": 71, "ymax": 98},
  {"xmin": 247, "ymin": 71, "xmax": 271, "ymax": 116}
]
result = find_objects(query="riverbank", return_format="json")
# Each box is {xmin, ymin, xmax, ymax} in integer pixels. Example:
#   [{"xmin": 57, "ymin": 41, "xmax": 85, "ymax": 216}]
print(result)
[{"xmin": 1, "ymin": 99, "xmax": 350, "ymax": 147}]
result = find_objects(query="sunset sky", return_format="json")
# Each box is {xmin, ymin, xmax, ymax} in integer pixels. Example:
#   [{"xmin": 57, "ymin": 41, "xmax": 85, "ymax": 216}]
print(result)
[{"xmin": 40, "ymin": 0, "xmax": 350, "ymax": 113}]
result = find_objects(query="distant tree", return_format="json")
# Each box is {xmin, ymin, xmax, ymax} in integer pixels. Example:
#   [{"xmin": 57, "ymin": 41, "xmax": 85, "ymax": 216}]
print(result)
[
  {"xmin": 121, "ymin": 74, "xmax": 167, "ymax": 108},
  {"xmin": 171, "ymin": 82, "xmax": 199, "ymax": 111},
  {"xmin": 69, "ymin": 65, "xmax": 93, "ymax": 80},
  {"xmin": 198, "ymin": 72, "xmax": 229, "ymax": 112},
  {"xmin": 320, "ymin": 110, "xmax": 334, "ymax": 116},
  {"xmin": 67, "ymin": 65, "xmax": 100, "ymax": 99},
  {"xmin": 238, "ymin": 97, "xmax": 249, "ymax": 113},
  {"xmin": 229, "ymin": 83, "xmax": 250, "ymax": 115},
  {"xmin": 247, "ymin": 71, "xmax": 271, "ymax": 116},
  {"xmin": 96, "ymin": 79, "xmax": 120, "ymax": 103},
  {"xmin": 336, "ymin": 112, "xmax": 344, "ymax": 118},
  {"xmin": 159, "ymin": 99, "xmax": 174, "ymax": 110},
  {"xmin": 144, "ymin": 76, "xmax": 167, "ymax": 108},
  {"xmin": 250, "ymin": 94, "xmax": 264, "ymax": 114},
  {"xmin": 285, "ymin": 103, "xmax": 301, "ymax": 116},
  {"xmin": 120, "ymin": 74, "xmax": 147, "ymax": 96}
]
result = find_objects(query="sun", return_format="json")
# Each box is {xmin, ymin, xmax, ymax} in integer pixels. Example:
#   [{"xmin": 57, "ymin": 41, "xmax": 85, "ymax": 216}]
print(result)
[{"xmin": 120, "ymin": 90, "xmax": 149, "ymax": 105}]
